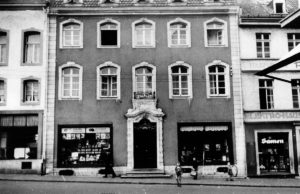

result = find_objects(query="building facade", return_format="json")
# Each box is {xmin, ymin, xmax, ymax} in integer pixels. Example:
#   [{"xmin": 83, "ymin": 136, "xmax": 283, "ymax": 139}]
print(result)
[
  {"xmin": 0, "ymin": 0, "xmax": 49, "ymax": 174},
  {"xmin": 239, "ymin": 0, "xmax": 300, "ymax": 177},
  {"xmin": 46, "ymin": 0, "xmax": 245, "ymax": 177}
]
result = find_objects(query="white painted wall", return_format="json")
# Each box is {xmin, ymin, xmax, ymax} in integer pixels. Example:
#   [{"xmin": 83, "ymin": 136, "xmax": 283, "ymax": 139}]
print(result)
[{"xmin": 0, "ymin": 11, "xmax": 47, "ymax": 110}]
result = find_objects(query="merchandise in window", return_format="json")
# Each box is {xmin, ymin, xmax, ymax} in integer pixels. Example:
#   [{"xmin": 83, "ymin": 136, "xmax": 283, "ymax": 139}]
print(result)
[
  {"xmin": 23, "ymin": 80, "xmax": 39, "ymax": 103},
  {"xmin": 256, "ymin": 33, "xmax": 270, "ymax": 58},
  {"xmin": 58, "ymin": 126, "xmax": 112, "ymax": 167},
  {"xmin": 23, "ymin": 31, "xmax": 40, "ymax": 64},
  {"xmin": 0, "ymin": 31, "xmax": 7, "ymax": 64},
  {"xmin": 259, "ymin": 79, "xmax": 274, "ymax": 109}
]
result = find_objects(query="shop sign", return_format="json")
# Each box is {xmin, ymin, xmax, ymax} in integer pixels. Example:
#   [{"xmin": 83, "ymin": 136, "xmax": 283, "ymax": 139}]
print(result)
[
  {"xmin": 205, "ymin": 126, "xmax": 228, "ymax": 131},
  {"xmin": 180, "ymin": 126, "xmax": 228, "ymax": 132},
  {"xmin": 181, "ymin": 126, "xmax": 204, "ymax": 132},
  {"xmin": 86, "ymin": 127, "xmax": 110, "ymax": 133},
  {"xmin": 245, "ymin": 111, "xmax": 300, "ymax": 122},
  {"xmin": 62, "ymin": 128, "xmax": 85, "ymax": 134},
  {"xmin": 261, "ymin": 138, "xmax": 284, "ymax": 144}
]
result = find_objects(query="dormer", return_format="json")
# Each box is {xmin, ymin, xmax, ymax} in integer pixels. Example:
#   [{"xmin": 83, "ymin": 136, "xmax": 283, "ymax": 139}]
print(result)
[
  {"xmin": 273, "ymin": 0, "xmax": 286, "ymax": 14},
  {"xmin": 99, "ymin": 0, "xmax": 120, "ymax": 4},
  {"xmin": 133, "ymin": 0, "xmax": 154, "ymax": 4},
  {"xmin": 168, "ymin": 0, "xmax": 188, "ymax": 3},
  {"xmin": 63, "ymin": 0, "xmax": 83, "ymax": 4}
]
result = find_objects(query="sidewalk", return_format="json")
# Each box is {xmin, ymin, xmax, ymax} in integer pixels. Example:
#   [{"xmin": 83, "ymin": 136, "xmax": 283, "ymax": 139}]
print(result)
[{"xmin": 1, "ymin": 174, "xmax": 300, "ymax": 188}]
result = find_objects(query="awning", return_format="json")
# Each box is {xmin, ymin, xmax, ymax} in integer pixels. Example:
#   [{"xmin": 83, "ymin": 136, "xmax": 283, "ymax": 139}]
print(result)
[{"xmin": 255, "ymin": 44, "xmax": 300, "ymax": 78}]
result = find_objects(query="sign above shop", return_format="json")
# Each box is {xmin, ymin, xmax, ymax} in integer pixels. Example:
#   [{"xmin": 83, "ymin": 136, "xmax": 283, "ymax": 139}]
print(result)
[
  {"xmin": 261, "ymin": 138, "xmax": 284, "ymax": 144},
  {"xmin": 245, "ymin": 111, "xmax": 300, "ymax": 122},
  {"xmin": 180, "ymin": 126, "xmax": 228, "ymax": 132}
]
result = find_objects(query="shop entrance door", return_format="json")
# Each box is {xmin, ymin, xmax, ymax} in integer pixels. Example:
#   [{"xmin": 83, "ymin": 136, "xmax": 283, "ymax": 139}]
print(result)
[{"xmin": 134, "ymin": 119, "xmax": 157, "ymax": 169}]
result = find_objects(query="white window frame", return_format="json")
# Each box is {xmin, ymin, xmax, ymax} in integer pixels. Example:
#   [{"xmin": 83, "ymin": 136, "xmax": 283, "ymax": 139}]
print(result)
[
  {"xmin": 0, "ymin": 78, "xmax": 6, "ymax": 105},
  {"xmin": 291, "ymin": 79, "xmax": 300, "ymax": 109},
  {"xmin": 22, "ymin": 30, "xmax": 42, "ymax": 65},
  {"xmin": 97, "ymin": 18, "xmax": 120, "ymax": 48},
  {"xmin": 0, "ymin": 30, "xmax": 8, "ymax": 65},
  {"xmin": 21, "ymin": 77, "xmax": 41, "ymax": 105},
  {"xmin": 287, "ymin": 33, "xmax": 300, "ymax": 51},
  {"xmin": 132, "ymin": 18, "xmax": 155, "ymax": 48},
  {"xmin": 256, "ymin": 33, "xmax": 271, "ymax": 58},
  {"xmin": 58, "ymin": 61, "xmax": 83, "ymax": 100},
  {"xmin": 132, "ymin": 62, "xmax": 156, "ymax": 99},
  {"xmin": 273, "ymin": 0, "xmax": 286, "ymax": 14},
  {"xmin": 97, "ymin": 61, "xmax": 121, "ymax": 100},
  {"xmin": 60, "ymin": 19, "xmax": 83, "ymax": 49},
  {"xmin": 168, "ymin": 61, "xmax": 193, "ymax": 99},
  {"xmin": 259, "ymin": 79, "xmax": 274, "ymax": 110},
  {"xmin": 167, "ymin": 18, "xmax": 191, "ymax": 48},
  {"xmin": 204, "ymin": 18, "xmax": 228, "ymax": 47},
  {"xmin": 205, "ymin": 60, "xmax": 230, "ymax": 98}
]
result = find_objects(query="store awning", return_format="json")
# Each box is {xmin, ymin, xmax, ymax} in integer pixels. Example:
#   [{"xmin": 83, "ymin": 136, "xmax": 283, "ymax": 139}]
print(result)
[{"xmin": 255, "ymin": 44, "xmax": 300, "ymax": 80}]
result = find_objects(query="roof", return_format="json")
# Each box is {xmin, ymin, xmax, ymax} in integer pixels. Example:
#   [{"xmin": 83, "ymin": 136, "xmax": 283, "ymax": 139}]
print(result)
[{"xmin": 238, "ymin": 0, "xmax": 298, "ymax": 17}]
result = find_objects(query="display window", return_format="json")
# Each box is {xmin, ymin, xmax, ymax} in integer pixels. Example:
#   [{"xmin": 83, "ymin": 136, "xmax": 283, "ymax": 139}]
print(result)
[
  {"xmin": 257, "ymin": 132, "xmax": 290, "ymax": 174},
  {"xmin": 58, "ymin": 125, "xmax": 112, "ymax": 167},
  {"xmin": 178, "ymin": 123, "xmax": 233, "ymax": 166}
]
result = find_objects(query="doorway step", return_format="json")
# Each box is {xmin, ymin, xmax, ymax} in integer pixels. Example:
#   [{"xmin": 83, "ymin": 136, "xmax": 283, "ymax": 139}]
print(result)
[{"xmin": 120, "ymin": 169, "xmax": 172, "ymax": 178}]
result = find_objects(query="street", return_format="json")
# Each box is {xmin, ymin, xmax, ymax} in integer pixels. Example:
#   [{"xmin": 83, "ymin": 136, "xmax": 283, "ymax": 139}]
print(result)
[{"xmin": 1, "ymin": 180, "xmax": 300, "ymax": 194}]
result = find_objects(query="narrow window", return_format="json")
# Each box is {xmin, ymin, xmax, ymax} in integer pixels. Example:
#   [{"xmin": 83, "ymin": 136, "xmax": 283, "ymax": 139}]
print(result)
[
  {"xmin": 292, "ymin": 79, "xmax": 300, "ymax": 108},
  {"xmin": 62, "ymin": 23, "xmax": 81, "ymax": 47},
  {"xmin": 62, "ymin": 67, "xmax": 80, "ymax": 98},
  {"xmin": 256, "ymin": 33, "xmax": 270, "ymax": 58},
  {"xmin": 0, "ymin": 80, "xmax": 5, "ymax": 103},
  {"xmin": 23, "ymin": 31, "xmax": 40, "ymax": 64},
  {"xmin": 134, "ymin": 67, "xmax": 154, "ymax": 99},
  {"xmin": 23, "ymin": 80, "xmax": 39, "ymax": 103},
  {"xmin": 259, "ymin": 79, "xmax": 274, "ymax": 109},
  {"xmin": 100, "ymin": 67, "xmax": 118, "ymax": 97},
  {"xmin": 208, "ymin": 65, "xmax": 226, "ymax": 96},
  {"xmin": 99, "ymin": 21, "xmax": 119, "ymax": 47},
  {"xmin": 287, "ymin": 33, "xmax": 300, "ymax": 51},
  {"xmin": 171, "ymin": 66, "xmax": 189, "ymax": 96},
  {"xmin": 275, "ymin": 3, "xmax": 283, "ymax": 13},
  {"xmin": 0, "ymin": 32, "xmax": 7, "ymax": 64}
]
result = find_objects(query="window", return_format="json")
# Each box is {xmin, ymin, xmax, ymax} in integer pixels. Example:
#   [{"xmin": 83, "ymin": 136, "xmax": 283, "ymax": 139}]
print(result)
[
  {"xmin": 99, "ymin": 0, "xmax": 119, "ymax": 3},
  {"xmin": 259, "ymin": 79, "xmax": 274, "ymax": 109},
  {"xmin": 167, "ymin": 18, "xmax": 191, "ymax": 48},
  {"xmin": 204, "ymin": 18, "xmax": 228, "ymax": 47},
  {"xmin": 59, "ymin": 62, "xmax": 83, "ymax": 100},
  {"xmin": 0, "ymin": 79, "xmax": 6, "ymax": 104},
  {"xmin": 168, "ymin": 61, "xmax": 192, "ymax": 99},
  {"xmin": 287, "ymin": 33, "xmax": 300, "ymax": 51},
  {"xmin": 168, "ymin": 0, "xmax": 187, "ymax": 3},
  {"xmin": 133, "ymin": 0, "xmax": 153, "ymax": 3},
  {"xmin": 133, "ymin": 62, "xmax": 156, "ymax": 99},
  {"xmin": 22, "ymin": 79, "xmax": 39, "ymax": 103},
  {"xmin": 60, "ymin": 19, "xmax": 83, "ymax": 48},
  {"xmin": 97, "ymin": 62, "xmax": 120, "ymax": 99},
  {"xmin": 132, "ymin": 19, "xmax": 155, "ymax": 48},
  {"xmin": 97, "ymin": 19, "xmax": 120, "ymax": 48},
  {"xmin": 63, "ymin": 0, "xmax": 83, "ymax": 4},
  {"xmin": 23, "ymin": 31, "xmax": 41, "ymax": 64},
  {"xmin": 206, "ymin": 60, "xmax": 230, "ymax": 98},
  {"xmin": 273, "ymin": 0, "xmax": 285, "ymax": 14},
  {"xmin": 291, "ymin": 79, "xmax": 300, "ymax": 108},
  {"xmin": 0, "ymin": 31, "xmax": 8, "ymax": 64},
  {"xmin": 256, "ymin": 33, "xmax": 270, "ymax": 58}
]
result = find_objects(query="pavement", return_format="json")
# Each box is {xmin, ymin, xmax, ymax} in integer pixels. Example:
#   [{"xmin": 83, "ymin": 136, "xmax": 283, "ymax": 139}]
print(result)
[{"xmin": 1, "ymin": 173, "xmax": 300, "ymax": 188}]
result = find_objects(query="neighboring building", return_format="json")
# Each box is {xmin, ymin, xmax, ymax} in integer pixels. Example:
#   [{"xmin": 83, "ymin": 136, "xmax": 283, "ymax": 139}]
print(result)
[
  {"xmin": 47, "ymin": 0, "xmax": 245, "ymax": 177},
  {"xmin": 0, "ymin": 0, "xmax": 49, "ymax": 174},
  {"xmin": 239, "ymin": 0, "xmax": 300, "ymax": 177}
]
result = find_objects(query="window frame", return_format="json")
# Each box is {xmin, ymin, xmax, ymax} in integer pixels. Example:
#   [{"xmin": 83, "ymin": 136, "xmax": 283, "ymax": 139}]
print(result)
[
  {"xmin": 259, "ymin": 79, "xmax": 274, "ymax": 110},
  {"xmin": 168, "ymin": 61, "xmax": 193, "ymax": 99},
  {"xmin": 287, "ymin": 33, "xmax": 300, "ymax": 51},
  {"xmin": 60, "ymin": 19, "xmax": 83, "ymax": 49},
  {"xmin": 97, "ymin": 61, "xmax": 121, "ymax": 100},
  {"xmin": 21, "ymin": 29, "xmax": 42, "ymax": 66},
  {"xmin": 167, "ymin": 18, "xmax": 191, "ymax": 48},
  {"xmin": 205, "ymin": 60, "xmax": 231, "ymax": 98},
  {"xmin": 58, "ymin": 62, "xmax": 83, "ymax": 100},
  {"xmin": 0, "ymin": 78, "xmax": 7, "ymax": 106},
  {"xmin": 97, "ymin": 19, "xmax": 120, "ymax": 48},
  {"xmin": 21, "ymin": 77, "xmax": 41, "ymax": 105},
  {"xmin": 256, "ymin": 33, "xmax": 271, "ymax": 58},
  {"xmin": 273, "ymin": 0, "xmax": 286, "ymax": 14},
  {"xmin": 204, "ymin": 18, "xmax": 228, "ymax": 47},
  {"xmin": 132, "ymin": 18, "xmax": 156, "ymax": 48},
  {"xmin": 291, "ymin": 79, "xmax": 300, "ymax": 109},
  {"xmin": 132, "ymin": 62, "xmax": 156, "ymax": 99},
  {"xmin": 0, "ymin": 29, "xmax": 9, "ymax": 66},
  {"xmin": 98, "ymin": 0, "xmax": 120, "ymax": 4}
]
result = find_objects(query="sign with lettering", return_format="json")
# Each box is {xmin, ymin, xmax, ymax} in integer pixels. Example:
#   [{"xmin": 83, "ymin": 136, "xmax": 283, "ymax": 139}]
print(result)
[
  {"xmin": 261, "ymin": 138, "xmax": 284, "ymax": 144},
  {"xmin": 245, "ymin": 111, "xmax": 300, "ymax": 122},
  {"xmin": 181, "ymin": 126, "xmax": 204, "ymax": 132},
  {"xmin": 181, "ymin": 126, "xmax": 228, "ymax": 132}
]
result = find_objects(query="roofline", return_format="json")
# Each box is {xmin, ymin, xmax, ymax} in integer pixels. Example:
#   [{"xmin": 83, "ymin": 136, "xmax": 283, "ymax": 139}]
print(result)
[{"xmin": 280, "ymin": 9, "xmax": 300, "ymax": 27}]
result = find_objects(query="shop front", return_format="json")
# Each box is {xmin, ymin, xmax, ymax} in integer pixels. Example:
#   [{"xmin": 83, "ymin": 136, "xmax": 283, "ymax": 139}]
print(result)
[
  {"xmin": 0, "ymin": 111, "xmax": 43, "ymax": 174},
  {"xmin": 178, "ymin": 122, "xmax": 233, "ymax": 174}
]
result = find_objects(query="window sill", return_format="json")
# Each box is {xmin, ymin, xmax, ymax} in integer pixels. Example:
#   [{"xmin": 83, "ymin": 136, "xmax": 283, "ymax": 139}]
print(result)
[
  {"xmin": 133, "ymin": 45, "xmax": 155, "ymax": 48},
  {"xmin": 206, "ymin": 44, "xmax": 227, "ymax": 48},
  {"xmin": 21, "ymin": 102, "xmax": 40, "ymax": 106},
  {"xmin": 170, "ymin": 96, "xmax": 192, "ymax": 99},
  {"xmin": 97, "ymin": 97, "xmax": 120, "ymax": 100},
  {"xmin": 21, "ymin": 63, "xmax": 41, "ymax": 66},
  {"xmin": 169, "ymin": 45, "xmax": 191, "ymax": 48},
  {"xmin": 60, "ymin": 46, "xmax": 83, "ymax": 49},
  {"xmin": 207, "ymin": 95, "xmax": 230, "ymax": 99},
  {"xmin": 97, "ymin": 45, "xmax": 120, "ymax": 48},
  {"xmin": 59, "ymin": 98, "xmax": 82, "ymax": 101},
  {"xmin": 0, "ymin": 63, "xmax": 8, "ymax": 66},
  {"xmin": 0, "ymin": 102, "xmax": 6, "ymax": 106}
]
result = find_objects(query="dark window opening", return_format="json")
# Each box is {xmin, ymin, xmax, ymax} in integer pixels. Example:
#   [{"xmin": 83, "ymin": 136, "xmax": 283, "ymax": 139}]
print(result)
[
  {"xmin": 275, "ymin": 3, "xmax": 283, "ymax": 13},
  {"xmin": 101, "ymin": 30, "xmax": 117, "ymax": 46}
]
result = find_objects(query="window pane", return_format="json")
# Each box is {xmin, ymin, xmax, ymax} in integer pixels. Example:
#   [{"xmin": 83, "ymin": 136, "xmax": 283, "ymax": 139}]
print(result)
[{"xmin": 101, "ymin": 30, "xmax": 118, "ymax": 46}]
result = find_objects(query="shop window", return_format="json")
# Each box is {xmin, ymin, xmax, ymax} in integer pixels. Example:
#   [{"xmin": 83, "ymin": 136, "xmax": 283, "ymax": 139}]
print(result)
[
  {"xmin": 167, "ymin": 18, "xmax": 191, "ymax": 48},
  {"xmin": 58, "ymin": 126, "xmax": 112, "ymax": 167},
  {"xmin": 23, "ymin": 31, "xmax": 41, "ymax": 65},
  {"xmin": 133, "ymin": 62, "xmax": 156, "ymax": 99},
  {"xmin": 204, "ymin": 18, "xmax": 228, "ymax": 47},
  {"xmin": 257, "ymin": 132, "xmax": 290, "ymax": 174},
  {"xmin": 256, "ymin": 33, "xmax": 270, "ymax": 58},
  {"xmin": 0, "ymin": 31, "xmax": 8, "ymax": 65},
  {"xmin": 0, "ymin": 79, "xmax": 6, "ymax": 105},
  {"xmin": 0, "ymin": 128, "xmax": 38, "ymax": 160},
  {"xmin": 168, "ymin": 61, "xmax": 192, "ymax": 99},
  {"xmin": 259, "ymin": 79, "xmax": 274, "ymax": 109},
  {"xmin": 97, "ymin": 19, "xmax": 120, "ymax": 48},
  {"xmin": 60, "ymin": 19, "xmax": 83, "ymax": 48},
  {"xmin": 205, "ymin": 60, "xmax": 230, "ymax": 98},
  {"xmin": 291, "ymin": 79, "xmax": 300, "ymax": 108},
  {"xmin": 287, "ymin": 33, "xmax": 300, "ymax": 51},
  {"xmin": 132, "ymin": 19, "xmax": 155, "ymax": 48},
  {"xmin": 22, "ymin": 79, "xmax": 40, "ymax": 104},
  {"xmin": 178, "ymin": 124, "xmax": 233, "ymax": 166},
  {"xmin": 59, "ymin": 62, "xmax": 83, "ymax": 100},
  {"xmin": 97, "ymin": 62, "xmax": 120, "ymax": 99}
]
